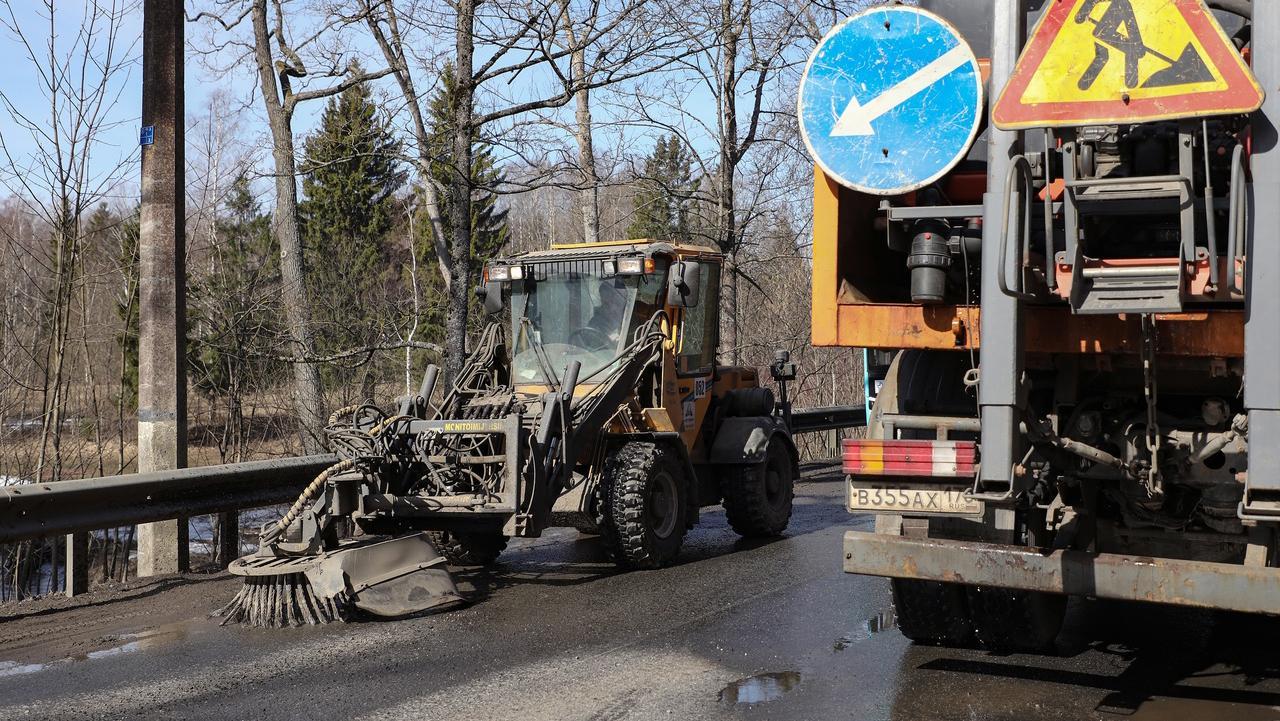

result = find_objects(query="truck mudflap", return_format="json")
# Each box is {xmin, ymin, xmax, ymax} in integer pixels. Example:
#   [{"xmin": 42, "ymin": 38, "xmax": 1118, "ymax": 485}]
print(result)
[{"xmin": 843, "ymin": 530, "xmax": 1280, "ymax": 615}]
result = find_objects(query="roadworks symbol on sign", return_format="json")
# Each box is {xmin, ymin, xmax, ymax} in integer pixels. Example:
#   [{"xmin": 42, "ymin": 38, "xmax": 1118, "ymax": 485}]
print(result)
[{"xmin": 993, "ymin": 0, "xmax": 1263, "ymax": 129}]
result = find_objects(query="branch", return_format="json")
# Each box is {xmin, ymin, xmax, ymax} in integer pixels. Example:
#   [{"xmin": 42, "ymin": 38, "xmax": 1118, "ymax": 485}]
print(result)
[{"xmin": 258, "ymin": 340, "xmax": 445, "ymax": 364}]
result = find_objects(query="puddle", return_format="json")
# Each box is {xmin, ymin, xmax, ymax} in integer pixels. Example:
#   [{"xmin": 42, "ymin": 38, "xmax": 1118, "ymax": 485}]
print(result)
[
  {"xmin": 1120, "ymin": 697, "xmax": 1280, "ymax": 721},
  {"xmin": 0, "ymin": 624, "xmax": 189, "ymax": 679},
  {"xmin": 835, "ymin": 610, "xmax": 898, "ymax": 650},
  {"xmin": 718, "ymin": 671, "xmax": 802, "ymax": 705}
]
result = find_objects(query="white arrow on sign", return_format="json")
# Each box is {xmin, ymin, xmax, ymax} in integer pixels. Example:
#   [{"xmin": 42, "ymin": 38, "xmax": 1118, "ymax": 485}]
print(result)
[{"xmin": 831, "ymin": 44, "xmax": 972, "ymax": 137}]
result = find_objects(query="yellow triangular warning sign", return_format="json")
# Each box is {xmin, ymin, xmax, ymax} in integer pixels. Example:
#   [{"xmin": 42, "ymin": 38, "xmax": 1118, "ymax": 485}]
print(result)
[{"xmin": 994, "ymin": 0, "xmax": 1263, "ymax": 129}]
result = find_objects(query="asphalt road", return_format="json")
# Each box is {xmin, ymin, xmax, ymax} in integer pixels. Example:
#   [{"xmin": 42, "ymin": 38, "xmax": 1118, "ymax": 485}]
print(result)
[{"xmin": 4, "ymin": 468, "xmax": 1280, "ymax": 721}]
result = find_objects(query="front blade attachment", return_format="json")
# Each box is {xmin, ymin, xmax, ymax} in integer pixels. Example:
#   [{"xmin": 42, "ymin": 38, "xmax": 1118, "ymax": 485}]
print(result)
[
  {"xmin": 228, "ymin": 532, "xmax": 463, "ymax": 623},
  {"xmin": 306, "ymin": 532, "xmax": 464, "ymax": 618}
]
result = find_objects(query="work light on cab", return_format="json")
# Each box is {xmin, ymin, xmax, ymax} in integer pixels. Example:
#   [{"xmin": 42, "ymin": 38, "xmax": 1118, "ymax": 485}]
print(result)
[
  {"xmin": 602, "ymin": 256, "xmax": 651, "ymax": 276},
  {"xmin": 486, "ymin": 264, "xmax": 524, "ymax": 283}
]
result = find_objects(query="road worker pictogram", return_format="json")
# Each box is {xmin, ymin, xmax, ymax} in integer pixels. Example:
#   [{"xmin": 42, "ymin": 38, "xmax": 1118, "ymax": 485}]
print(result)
[{"xmin": 993, "ymin": 0, "xmax": 1263, "ymax": 129}]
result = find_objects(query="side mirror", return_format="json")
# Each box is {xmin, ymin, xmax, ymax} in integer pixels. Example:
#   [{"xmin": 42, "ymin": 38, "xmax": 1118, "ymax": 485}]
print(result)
[
  {"xmin": 770, "ymin": 349, "xmax": 797, "ymax": 382},
  {"xmin": 479, "ymin": 282, "xmax": 504, "ymax": 315},
  {"xmin": 668, "ymin": 261, "xmax": 702, "ymax": 308}
]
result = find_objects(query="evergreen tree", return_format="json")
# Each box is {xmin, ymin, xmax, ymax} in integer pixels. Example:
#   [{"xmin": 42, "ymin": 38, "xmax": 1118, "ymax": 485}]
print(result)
[
  {"xmin": 627, "ymin": 134, "xmax": 697, "ymax": 242},
  {"xmin": 101, "ymin": 205, "xmax": 139, "ymax": 406},
  {"xmin": 188, "ymin": 175, "xmax": 283, "ymax": 458},
  {"xmin": 418, "ymin": 62, "xmax": 509, "ymax": 298},
  {"xmin": 299, "ymin": 70, "xmax": 405, "ymax": 368}
]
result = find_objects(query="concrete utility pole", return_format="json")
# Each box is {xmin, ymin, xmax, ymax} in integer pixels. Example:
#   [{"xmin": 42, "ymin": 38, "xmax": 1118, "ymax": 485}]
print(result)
[{"xmin": 136, "ymin": 0, "xmax": 188, "ymax": 576}]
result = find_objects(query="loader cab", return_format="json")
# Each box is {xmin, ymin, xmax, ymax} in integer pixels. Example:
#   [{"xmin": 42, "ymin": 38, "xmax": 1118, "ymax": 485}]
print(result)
[
  {"xmin": 486, "ymin": 241, "xmax": 724, "ymax": 397},
  {"xmin": 501, "ymin": 253, "xmax": 668, "ymax": 387}
]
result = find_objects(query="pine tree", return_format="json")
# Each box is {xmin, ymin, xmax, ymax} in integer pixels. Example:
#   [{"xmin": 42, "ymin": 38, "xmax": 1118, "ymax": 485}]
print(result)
[
  {"xmin": 188, "ymin": 175, "xmax": 283, "ymax": 458},
  {"xmin": 419, "ymin": 62, "xmax": 509, "ymax": 298},
  {"xmin": 627, "ymin": 134, "xmax": 697, "ymax": 242},
  {"xmin": 112, "ymin": 209, "xmax": 140, "ymax": 407},
  {"xmin": 299, "ymin": 70, "xmax": 405, "ymax": 370}
]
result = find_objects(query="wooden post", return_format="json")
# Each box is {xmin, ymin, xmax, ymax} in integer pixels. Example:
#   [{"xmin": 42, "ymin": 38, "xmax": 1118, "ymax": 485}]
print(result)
[{"xmin": 65, "ymin": 532, "xmax": 88, "ymax": 596}]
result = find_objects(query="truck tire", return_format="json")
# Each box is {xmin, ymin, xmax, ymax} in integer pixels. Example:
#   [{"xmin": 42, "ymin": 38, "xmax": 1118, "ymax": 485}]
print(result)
[
  {"xmin": 873, "ymin": 351, "xmax": 977, "ymax": 646},
  {"xmin": 967, "ymin": 586, "xmax": 1066, "ymax": 653},
  {"xmin": 721, "ymin": 441, "xmax": 795, "ymax": 537},
  {"xmin": 600, "ymin": 441, "xmax": 688, "ymax": 569},
  {"xmin": 891, "ymin": 579, "xmax": 975, "ymax": 646},
  {"xmin": 428, "ymin": 530, "xmax": 508, "ymax": 566}
]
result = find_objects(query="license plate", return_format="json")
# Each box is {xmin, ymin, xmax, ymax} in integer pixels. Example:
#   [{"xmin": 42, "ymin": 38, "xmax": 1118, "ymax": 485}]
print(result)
[{"xmin": 847, "ymin": 484, "xmax": 983, "ymax": 515}]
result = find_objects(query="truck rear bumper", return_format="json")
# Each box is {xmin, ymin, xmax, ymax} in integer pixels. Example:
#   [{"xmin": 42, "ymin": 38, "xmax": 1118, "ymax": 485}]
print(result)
[{"xmin": 844, "ymin": 530, "xmax": 1280, "ymax": 615}]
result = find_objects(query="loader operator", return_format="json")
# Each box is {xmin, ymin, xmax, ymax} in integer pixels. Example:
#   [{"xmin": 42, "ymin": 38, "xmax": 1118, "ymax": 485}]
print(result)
[{"xmin": 585, "ymin": 278, "xmax": 630, "ymax": 348}]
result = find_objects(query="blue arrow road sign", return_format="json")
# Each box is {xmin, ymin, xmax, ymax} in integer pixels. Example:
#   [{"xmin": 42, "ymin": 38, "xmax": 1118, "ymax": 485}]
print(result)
[{"xmin": 799, "ymin": 6, "xmax": 984, "ymax": 196}]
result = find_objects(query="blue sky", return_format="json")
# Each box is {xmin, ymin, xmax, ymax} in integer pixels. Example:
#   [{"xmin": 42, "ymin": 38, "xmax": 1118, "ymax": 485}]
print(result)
[{"xmin": 0, "ymin": 1, "xmax": 812, "ymax": 214}]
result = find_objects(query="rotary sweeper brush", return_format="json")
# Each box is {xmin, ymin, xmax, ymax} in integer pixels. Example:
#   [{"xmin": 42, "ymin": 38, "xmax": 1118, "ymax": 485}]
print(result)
[{"xmin": 219, "ymin": 240, "xmax": 802, "ymax": 627}]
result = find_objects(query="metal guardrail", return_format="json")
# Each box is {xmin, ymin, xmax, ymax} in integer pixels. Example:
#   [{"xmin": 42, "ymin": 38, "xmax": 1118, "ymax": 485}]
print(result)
[
  {"xmin": 0, "ymin": 405, "xmax": 866, "ymax": 546},
  {"xmin": 790, "ymin": 405, "xmax": 868, "ymax": 434},
  {"xmin": 0, "ymin": 455, "xmax": 337, "ymax": 544}
]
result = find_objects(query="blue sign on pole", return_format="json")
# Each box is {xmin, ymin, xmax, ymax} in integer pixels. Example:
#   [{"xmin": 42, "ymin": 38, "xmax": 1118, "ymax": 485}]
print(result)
[
  {"xmin": 140, "ymin": 125, "xmax": 155, "ymax": 146},
  {"xmin": 798, "ymin": 6, "xmax": 983, "ymax": 196}
]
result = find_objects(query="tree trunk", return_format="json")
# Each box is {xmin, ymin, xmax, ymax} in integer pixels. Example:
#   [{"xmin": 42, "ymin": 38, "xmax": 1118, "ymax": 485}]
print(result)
[
  {"xmin": 365, "ymin": 2, "xmax": 455, "ymax": 289},
  {"xmin": 574, "ymin": 86, "xmax": 599, "ymax": 244},
  {"xmin": 444, "ymin": 0, "xmax": 478, "ymax": 386},
  {"xmin": 718, "ymin": 4, "xmax": 741, "ymax": 366},
  {"xmin": 249, "ymin": 0, "xmax": 326, "ymax": 451},
  {"xmin": 267, "ymin": 129, "xmax": 327, "ymax": 451},
  {"xmin": 37, "ymin": 213, "xmax": 78, "ymax": 482},
  {"xmin": 560, "ymin": 0, "xmax": 599, "ymax": 244}
]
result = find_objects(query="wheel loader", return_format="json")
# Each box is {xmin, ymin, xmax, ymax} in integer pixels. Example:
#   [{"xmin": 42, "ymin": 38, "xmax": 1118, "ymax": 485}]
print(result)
[{"xmin": 219, "ymin": 240, "xmax": 801, "ymax": 626}]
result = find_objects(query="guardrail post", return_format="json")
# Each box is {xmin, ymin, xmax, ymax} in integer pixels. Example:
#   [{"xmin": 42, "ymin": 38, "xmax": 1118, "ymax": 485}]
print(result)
[
  {"xmin": 65, "ymin": 532, "xmax": 88, "ymax": 596},
  {"xmin": 217, "ymin": 511, "xmax": 239, "ymax": 567},
  {"xmin": 136, "ymin": 0, "xmax": 188, "ymax": 577}
]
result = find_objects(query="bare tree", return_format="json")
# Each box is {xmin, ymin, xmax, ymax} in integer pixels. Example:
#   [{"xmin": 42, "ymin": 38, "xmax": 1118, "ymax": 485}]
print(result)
[
  {"xmin": 362, "ymin": 0, "xmax": 688, "ymax": 382},
  {"xmin": 621, "ymin": 0, "xmax": 805, "ymax": 364},
  {"xmin": 194, "ymin": 0, "xmax": 392, "ymax": 449},
  {"xmin": 0, "ymin": 0, "xmax": 140, "ymax": 481}
]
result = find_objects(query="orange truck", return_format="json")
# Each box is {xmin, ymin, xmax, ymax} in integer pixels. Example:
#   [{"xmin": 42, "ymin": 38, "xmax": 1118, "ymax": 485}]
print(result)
[{"xmin": 807, "ymin": 0, "xmax": 1280, "ymax": 652}]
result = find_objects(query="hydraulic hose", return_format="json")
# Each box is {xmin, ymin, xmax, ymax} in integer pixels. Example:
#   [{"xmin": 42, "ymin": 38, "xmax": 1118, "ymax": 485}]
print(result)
[{"xmin": 264, "ymin": 458, "xmax": 355, "ymax": 545}]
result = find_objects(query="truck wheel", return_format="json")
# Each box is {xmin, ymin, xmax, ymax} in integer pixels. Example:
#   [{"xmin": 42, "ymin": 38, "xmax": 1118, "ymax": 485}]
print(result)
[
  {"xmin": 873, "ymin": 352, "xmax": 976, "ymax": 647},
  {"xmin": 891, "ymin": 579, "xmax": 975, "ymax": 646},
  {"xmin": 600, "ymin": 441, "xmax": 688, "ymax": 569},
  {"xmin": 721, "ymin": 441, "xmax": 795, "ymax": 537},
  {"xmin": 967, "ymin": 586, "xmax": 1066, "ymax": 653},
  {"xmin": 428, "ymin": 530, "xmax": 508, "ymax": 566}
]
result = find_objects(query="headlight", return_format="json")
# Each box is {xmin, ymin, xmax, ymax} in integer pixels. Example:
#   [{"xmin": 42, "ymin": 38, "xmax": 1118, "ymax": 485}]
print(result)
[
  {"xmin": 617, "ymin": 258, "xmax": 645, "ymax": 275},
  {"xmin": 602, "ymin": 259, "xmax": 617, "ymax": 276},
  {"xmin": 509, "ymin": 265, "xmax": 525, "ymax": 280},
  {"xmin": 488, "ymin": 265, "xmax": 511, "ymax": 282}
]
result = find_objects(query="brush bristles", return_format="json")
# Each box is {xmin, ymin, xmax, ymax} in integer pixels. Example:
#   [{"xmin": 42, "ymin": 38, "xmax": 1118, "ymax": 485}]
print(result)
[{"xmin": 215, "ymin": 574, "xmax": 353, "ymax": 627}]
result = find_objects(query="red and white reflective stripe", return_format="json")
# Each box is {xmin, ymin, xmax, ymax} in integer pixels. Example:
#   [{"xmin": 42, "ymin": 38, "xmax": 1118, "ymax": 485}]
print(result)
[{"xmin": 841, "ymin": 439, "xmax": 978, "ymax": 478}]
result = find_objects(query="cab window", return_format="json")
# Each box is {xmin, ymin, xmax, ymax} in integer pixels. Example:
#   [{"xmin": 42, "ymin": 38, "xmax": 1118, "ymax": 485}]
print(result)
[{"xmin": 677, "ymin": 262, "xmax": 720, "ymax": 375}]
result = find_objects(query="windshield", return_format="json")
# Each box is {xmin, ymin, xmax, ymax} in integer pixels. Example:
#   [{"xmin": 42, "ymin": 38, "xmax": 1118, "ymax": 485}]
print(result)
[{"xmin": 510, "ymin": 259, "xmax": 668, "ymax": 385}]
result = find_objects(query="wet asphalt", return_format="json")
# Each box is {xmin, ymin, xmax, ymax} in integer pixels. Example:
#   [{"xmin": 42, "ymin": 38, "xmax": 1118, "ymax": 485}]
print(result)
[{"xmin": 4, "ymin": 468, "xmax": 1280, "ymax": 720}]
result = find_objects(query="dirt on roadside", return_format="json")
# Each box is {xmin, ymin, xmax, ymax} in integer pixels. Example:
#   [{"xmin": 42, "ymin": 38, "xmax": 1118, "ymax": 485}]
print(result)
[{"xmin": 0, "ymin": 572, "xmax": 238, "ymax": 666}]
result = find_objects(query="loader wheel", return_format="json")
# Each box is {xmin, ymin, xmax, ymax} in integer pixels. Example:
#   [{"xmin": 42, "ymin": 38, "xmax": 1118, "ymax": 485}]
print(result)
[
  {"xmin": 967, "ymin": 586, "xmax": 1066, "ymax": 653},
  {"xmin": 427, "ymin": 530, "xmax": 508, "ymax": 566},
  {"xmin": 600, "ymin": 441, "xmax": 688, "ymax": 569},
  {"xmin": 891, "ymin": 579, "xmax": 975, "ymax": 647},
  {"xmin": 721, "ymin": 441, "xmax": 795, "ymax": 537}
]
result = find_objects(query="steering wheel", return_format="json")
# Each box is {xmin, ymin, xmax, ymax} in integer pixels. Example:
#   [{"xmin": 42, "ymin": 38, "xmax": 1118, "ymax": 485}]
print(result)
[{"xmin": 567, "ymin": 326, "xmax": 614, "ymax": 351}]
